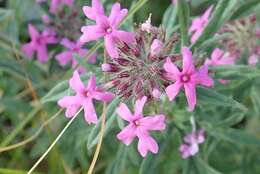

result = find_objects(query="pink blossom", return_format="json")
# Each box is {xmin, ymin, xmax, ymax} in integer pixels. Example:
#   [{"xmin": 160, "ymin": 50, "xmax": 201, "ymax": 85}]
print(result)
[
  {"xmin": 189, "ymin": 6, "xmax": 213, "ymax": 43},
  {"xmin": 55, "ymin": 38, "xmax": 96, "ymax": 72},
  {"xmin": 42, "ymin": 14, "xmax": 51, "ymax": 24},
  {"xmin": 150, "ymin": 39, "xmax": 164, "ymax": 57},
  {"xmin": 248, "ymin": 54, "xmax": 259, "ymax": 66},
  {"xmin": 152, "ymin": 88, "xmax": 161, "ymax": 100},
  {"xmin": 58, "ymin": 71, "xmax": 114, "ymax": 124},
  {"xmin": 164, "ymin": 47, "xmax": 214, "ymax": 111},
  {"xmin": 179, "ymin": 129, "xmax": 205, "ymax": 159},
  {"xmin": 80, "ymin": 0, "xmax": 135, "ymax": 58},
  {"xmin": 22, "ymin": 24, "xmax": 57, "ymax": 63},
  {"xmin": 205, "ymin": 48, "xmax": 235, "ymax": 66},
  {"xmin": 50, "ymin": 0, "xmax": 74, "ymax": 14},
  {"xmin": 141, "ymin": 14, "xmax": 152, "ymax": 33},
  {"xmin": 117, "ymin": 96, "xmax": 166, "ymax": 157}
]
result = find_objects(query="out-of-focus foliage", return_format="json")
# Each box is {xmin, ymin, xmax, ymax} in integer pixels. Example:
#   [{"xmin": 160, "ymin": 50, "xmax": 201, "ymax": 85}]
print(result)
[{"xmin": 0, "ymin": 0, "xmax": 260, "ymax": 174}]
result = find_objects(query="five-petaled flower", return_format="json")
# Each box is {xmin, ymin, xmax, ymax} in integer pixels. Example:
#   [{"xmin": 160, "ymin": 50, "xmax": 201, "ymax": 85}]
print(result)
[
  {"xmin": 117, "ymin": 96, "xmax": 166, "ymax": 157},
  {"xmin": 56, "ymin": 38, "xmax": 96, "ymax": 72},
  {"xmin": 189, "ymin": 6, "xmax": 213, "ymax": 43},
  {"xmin": 164, "ymin": 47, "xmax": 214, "ymax": 111},
  {"xmin": 179, "ymin": 129, "xmax": 205, "ymax": 159},
  {"xmin": 80, "ymin": 0, "xmax": 135, "ymax": 58},
  {"xmin": 58, "ymin": 71, "xmax": 114, "ymax": 124},
  {"xmin": 22, "ymin": 24, "xmax": 58, "ymax": 63}
]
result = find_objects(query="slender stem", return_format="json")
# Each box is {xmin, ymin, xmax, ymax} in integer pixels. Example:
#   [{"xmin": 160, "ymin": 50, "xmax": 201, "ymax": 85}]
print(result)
[
  {"xmin": 87, "ymin": 103, "xmax": 107, "ymax": 174},
  {"xmin": 27, "ymin": 108, "xmax": 83, "ymax": 174},
  {"xmin": 0, "ymin": 109, "xmax": 62, "ymax": 153}
]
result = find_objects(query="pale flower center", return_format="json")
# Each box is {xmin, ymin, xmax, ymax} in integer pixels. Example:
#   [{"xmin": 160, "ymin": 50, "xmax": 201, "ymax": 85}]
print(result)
[
  {"xmin": 106, "ymin": 27, "xmax": 113, "ymax": 34},
  {"xmin": 133, "ymin": 119, "xmax": 140, "ymax": 127},
  {"xmin": 83, "ymin": 90, "xmax": 90, "ymax": 97},
  {"xmin": 180, "ymin": 74, "xmax": 190, "ymax": 83}
]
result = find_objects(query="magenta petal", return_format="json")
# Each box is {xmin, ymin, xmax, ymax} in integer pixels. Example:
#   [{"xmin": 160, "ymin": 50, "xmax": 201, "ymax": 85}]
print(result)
[
  {"xmin": 117, "ymin": 103, "xmax": 133, "ymax": 122},
  {"xmin": 69, "ymin": 70, "xmax": 85, "ymax": 93},
  {"xmin": 37, "ymin": 46, "xmax": 48, "ymax": 63},
  {"xmin": 140, "ymin": 115, "xmax": 166, "ymax": 131},
  {"xmin": 179, "ymin": 144, "xmax": 191, "ymax": 159},
  {"xmin": 197, "ymin": 129, "xmax": 205, "ymax": 144},
  {"xmin": 182, "ymin": 47, "xmax": 195, "ymax": 73},
  {"xmin": 197, "ymin": 65, "xmax": 214, "ymax": 87},
  {"xmin": 211, "ymin": 48, "xmax": 224, "ymax": 61},
  {"xmin": 50, "ymin": 0, "xmax": 59, "ymax": 13},
  {"xmin": 87, "ymin": 75, "xmax": 96, "ymax": 92},
  {"xmin": 109, "ymin": 3, "xmax": 128, "ymax": 26},
  {"xmin": 58, "ymin": 96, "xmax": 81, "ymax": 118},
  {"xmin": 184, "ymin": 83, "xmax": 196, "ymax": 111},
  {"xmin": 189, "ymin": 143, "xmax": 199, "ymax": 156},
  {"xmin": 83, "ymin": 98, "xmax": 98, "ymax": 124},
  {"xmin": 105, "ymin": 35, "xmax": 119, "ymax": 58},
  {"xmin": 63, "ymin": 0, "xmax": 73, "ymax": 6},
  {"xmin": 55, "ymin": 51, "xmax": 72, "ymax": 66},
  {"xmin": 21, "ymin": 43, "xmax": 34, "ymax": 59},
  {"xmin": 112, "ymin": 30, "xmax": 135, "ymax": 44},
  {"xmin": 93, "ymin": 91, "xmax": 114, "ymax": 102},
  {"xmin": 60, "ymin": 38, "xmax": 75, "ymax": 49},
  {"xmin": 202, "ymin": 5, "xmax": 213, "ymax": 22},
  {"xmin": 137, "ymin": 131, "xmax": 159, "ymax": 157},
  {"xmin": 165, "ymin": 81, "xmax": 182, "ymax": 101},
  {"xmin": 134, "ymin": 96, "xmax": 147, "ymax": 117},
  {"xmin": 28, "ymin": 24, "xmax": 39, "ymax": 40},
  {"xmin": 190, "ymin": 28, "xmax": 204, "ymax": 43},
  {"xmin": 80, "ymin": 25, "xmax": 105, "ymax": 43},
  {"xmin": 164, "ymin": 58, "xmax": 180, "ymax": 79},
  {"xmin": 117, "ymin": 124, "xmax": 136, "ymax": 145}
]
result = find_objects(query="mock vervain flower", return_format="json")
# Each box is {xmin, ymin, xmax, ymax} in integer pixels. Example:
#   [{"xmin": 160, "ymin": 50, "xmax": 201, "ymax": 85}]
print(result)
[
  {"xmin": 22, "ymin": 24, "xmax": 58, "ymax": 63},
  {"xmin": 80, "ymin": 0, "xmax": 135, "ymax": 58},
  {"xmin": 56, "ymin": 38, "xmax": 96, "ymax": 72},
  {"xmin": 117, "ymin": 96, "xmax": 166, "ymax": 157},
  {"xmin": 102, "ymin": 25, "xmax": 180, "ymax": 101},
  {"xmin": 179, "ymin": 129, "xmax": 205, "ymax": 159},
  {"xmin": 58, "ymin": 71, "xmax": 114, "ymax": 124},
  {"xmin": 189, "ymin": 6, "xmax": 213, "ymax": 43},
  {"xmin": 164, "ymin": 47, "xmax": 214, "ymax": 111},
  {"xmin": 50, "ymin": 0, "xmax": 74, "ymax": 14}
]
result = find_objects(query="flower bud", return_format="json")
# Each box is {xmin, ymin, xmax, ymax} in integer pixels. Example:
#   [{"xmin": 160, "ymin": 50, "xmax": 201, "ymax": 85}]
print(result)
[{"xmin": 150, "ymin": 39, "xmax": 163, "ymax": 56}]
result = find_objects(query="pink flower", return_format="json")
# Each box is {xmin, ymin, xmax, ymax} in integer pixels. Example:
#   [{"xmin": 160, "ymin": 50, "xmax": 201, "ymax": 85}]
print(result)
[
  {"xmin": 80, "ymin": 0, "xmax": 135, "ymax": 58},
  {"xmin": 164, "ymin": 47, "xmax": 214, "ymax": 111},
  {"xmin": 189, "ymin": 6, "xmax": 213, "ymax": 43},
  {"xmin": 179, "ymin": 129, "xmax": 205, "ymax": 159},
  {"xmin": 248, "ymin": 54, "xmax": 259, "ymax": 66},
  {"xmin": 50, "ymin": 0, "xmax": 74, "ymax": 14},
  {"xmin": 22, "ymin": 24, "xmax": 57, "ymax": 63},
  {"xmin": 150, "ymin": 39, "xmax": 163, "ymax": 57},
  {"xmin": 205, "ymin": 48, "xmax": 235, "ymax": 66},
  {"xmin": 42, "ymin": 14, "xmax": 51, "ymax": 24},
  {"xmin": 141, "ymin": 14, "xmax": 152, "ymax": 33},
  {"xmin": 55, "ymin": 38, "xmax": 96, "ymax": 72},
  {"xmin": 152, "ymin": 88, "xmax": 161, "ymax": 100},
  {"xmin": 117, "ymin": 96, "xmax": 166, "ymax": 157},
  {"xmin": 58, "ymin": 71, "xmax": 114, "ymax": 124}
]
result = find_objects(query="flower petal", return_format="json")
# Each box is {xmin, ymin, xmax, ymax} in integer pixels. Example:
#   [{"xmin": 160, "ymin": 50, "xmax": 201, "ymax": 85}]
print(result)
[
  {"xmin": 164, "ymin": 57, "xmax": 180, "ymax": 79},
  {"xmin": 58, "ymin": 96, "xmax": 82, "ymax": 118},
  {"xmin": 55, "ymin": 51, "xmax": 72, "ymax": 66},
  {"xmin": 69, "ymin": 70, "xmax": 85, "ymax": 93},
  {"xmin": 182, "ymin": 47, "xmax": 195, "ymax": 73},
  {"xmin": 60, "ymin": 38, "xmax": 75, "ymax": 49},
  {"xmin": 87, "ymin": 75, "xmax": 96, "ymax": 92},
  {"xmin": 80, "ymin": 25, "xmax": 105, "ymax": 43},
  {"xmin": 140, "ymin": 115, "xmax": 166, "ymax": 131},
  {"xmin": 165, "ymin": 81, "xmax": 182, "ymax": 101},
  {"xmin": 21, "ymin": 43, "xmax": 34, "ymax": 59},
  {"xmin": 109, "ymin": 3, "xmax": 128, "ymax": 27},
  {"xmin": 105, "ymin": 35, "xmax": 119, "ymax": 58},
  {"xmin": 137, "ymin": 130, "xmax": 159, "ymax": 157},
  {"xmin": 117, "ymin": 124, "xmax": 136, "ymax": 145},
  {"xmin": 184, "ymin": 83, "xmax": 197, "ymax": 111},
  {"xmin": 28, "ymin": 24, "xmax": 39, "ymax": 41},
  {"xmin": 112, "ymin": 30, "xmax": 135, "ymax": 44},
  {"xmin": 83, "ymin": 98, "xmax": 98, "ymax": 124},
  {"xmin": 92, "ymin": 91, "xmax": 115, "ymax": 102},
  {"xmin": 37, "ymin": 45, "xmax": 48, "ymax": 63},
  {"xmin": 117, "ymin": 103, "xmax": 133, "ymax": 122},
  {"xmin": 197, "ymin": 65, "xmax": 214, "ymax": 87},
  {"xmin": 134, "ymin": 96, "xmax": 147, "ymax": 117}
]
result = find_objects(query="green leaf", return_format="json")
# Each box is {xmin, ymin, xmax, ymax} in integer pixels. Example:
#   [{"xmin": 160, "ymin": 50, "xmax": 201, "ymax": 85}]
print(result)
[
  {"xmin": 197, "ymin": 87, "xmax": 247, "ymax": 111},
  {"xmin": 208, "ymin": 128, "xmax": 260, "ymax": 147},
  {"xmin": 194, "ymin": 157, "xmax": 223, "ymax": 174},
  {"xmin": 162, "ymin": 5, "xmax": 178, "ymax": 39},
  {"xmin": 211, "ymin": 65, "xmax": 260, "ymax": 80},
  {"xmin": 0, "ymin": 8, "xmax": 18, "ymax": 41},
  {"xmin": 231, "ymin": 0, "xmax": 260, "ymax": 20},
  {"xmin": 192, "ymin": 0, "xmax": 237, "ymax": 48},
  {"xmin": 177, "ymin": 0, "xmax": 190, "ymax": 46},
  {"xmin": 87, "ymin": 97, "xmax": 120, "ymax": 150},
  {"xmin": 0, "ymin": 58, "xmax": 27, "ymax": 81},
  {"xmin": 250, "ymin": 87, "xmax": 260, "ymax": 115}
]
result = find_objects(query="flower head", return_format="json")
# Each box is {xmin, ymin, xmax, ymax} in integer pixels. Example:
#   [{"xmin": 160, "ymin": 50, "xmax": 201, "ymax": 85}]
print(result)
[
  {"xmin": 205, "ymin": 48, "xmax": 235, "ymax": 66},
  {"xmin": 117, "ymin": 96, "xmax": 166, "ymax": 157},
  {"xmin": 179, "ymin": 129, "xmax": 205, "ymax": 159},
  {"xmin": 50, "ymin": 0, "xmax": 74, "ymax": 14},
  {"xmin": 56, "ymin": 38, "xmax": 96, "ymax": 72},
  {"xmin": 164, "ymin": 47, "xmax": 214, "ymax": 111},
  {"xmin": 22, "ymin": 24, "xmax": 58, "ymax": 63},
  {"xmin": 189, "ymin": 6, "xmax": 213, "ymax": 43},
  {"xmin": 58, "ymin": 71, "xmax": 114, "ymax": 124},
  {"xmin": 80, "ymin": 0, "xmax": 135, "ymax": 58}
]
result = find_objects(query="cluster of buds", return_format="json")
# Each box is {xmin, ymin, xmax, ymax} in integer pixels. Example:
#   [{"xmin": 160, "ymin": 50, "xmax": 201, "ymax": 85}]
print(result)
[
  {"xmin": 219, "ymin": 14, "xmax": 260, "ymax": 65},
  {"xmin": 102, "ymin": 24, "xmax": 180, "ymax": 101}
]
